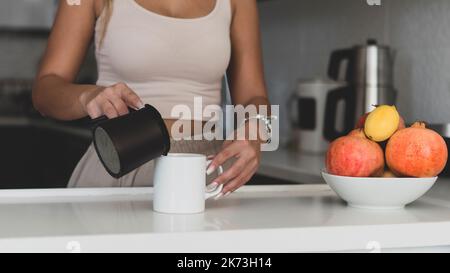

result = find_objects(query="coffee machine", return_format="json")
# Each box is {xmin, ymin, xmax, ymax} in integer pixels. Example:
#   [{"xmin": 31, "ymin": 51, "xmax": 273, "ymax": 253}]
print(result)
[
  {"xmin": 290, "ymin": 78, "xmax": 347, "ymax": 154},
  {"xmin": 324, "ymin": 39, "xmax": 397, "ymax": 141}
]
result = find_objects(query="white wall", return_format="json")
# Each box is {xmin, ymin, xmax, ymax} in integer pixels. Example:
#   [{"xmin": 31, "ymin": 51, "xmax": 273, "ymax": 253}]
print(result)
[
  {"xmin": 0, "ymin": 33, "xmax": 97, "ymax": 82},
  {"xmin": 0, "ymin": 0, "xmax": 56, "ymax": 29},
  {"xmin": 258, "ymin": 0, "xmax": 450, "ymax": 142},
  {"xmin": 388, "ymin": 0, "xmax": 450, "ymax": 123},
  {"xmin": 0, "ymin": 35, "xmax": 47, "ymax": 79},
  {"xmin": 1, "ymin": 0, "xmax": 449, "ymax": 131}
]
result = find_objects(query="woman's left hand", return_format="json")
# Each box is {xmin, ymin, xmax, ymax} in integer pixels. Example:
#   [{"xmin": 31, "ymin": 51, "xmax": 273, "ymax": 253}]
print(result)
[{"xmin": 207, "ymin": 122, "xmax": 263, "ymax": 197}]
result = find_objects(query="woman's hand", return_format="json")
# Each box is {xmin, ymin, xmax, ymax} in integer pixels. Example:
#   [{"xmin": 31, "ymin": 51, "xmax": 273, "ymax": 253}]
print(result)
[
  {"xmin": 79, "ymin": 82, "xmax": 143, "ymax": 119},
  {"xmin": 208, "ymin": 121, "xmax": 263, "ymax": 197}
]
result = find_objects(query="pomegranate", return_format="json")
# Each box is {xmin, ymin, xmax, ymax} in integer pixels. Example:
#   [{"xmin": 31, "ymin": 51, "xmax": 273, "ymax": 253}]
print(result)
[
  {"xmin": 386, "ymin": 122, "xmax": 448, "ymax": 178},
  {"xmin": 355, "ymin": 113, "xmax": 369, "ymax": 129},
  {"xmin": 326, "ymin": 129, "xmax": 385, "ymax": 177}
]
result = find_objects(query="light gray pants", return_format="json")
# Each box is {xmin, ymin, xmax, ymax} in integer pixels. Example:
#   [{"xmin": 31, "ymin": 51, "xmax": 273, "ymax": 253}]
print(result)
[{"xmin": 68, "ymin": 139, "xmax": 226, "ymax": 188}]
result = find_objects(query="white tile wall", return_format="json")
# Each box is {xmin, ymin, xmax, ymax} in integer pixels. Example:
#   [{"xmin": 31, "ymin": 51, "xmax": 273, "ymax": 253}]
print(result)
[
  {"xmin": 0, "ymin": 35, "xmax": 47, "ymax": 79},
  {"xmin": 388, "ymin": 0, "xmax": 450, "ymax": 123},
  {"xmin": 0, "ymin": 34, "xmax": 97, "ymax": 82},
  {"xmin": 1, "ymin": 0, "xmax": 449, "ymax": 131},
  {"xmin": 0, "ymin": 0, "xmax": 56, "ymax": 29},
  {"xmin": 258, "ymin": 0, "xmax": 450, "ymax": 143}
]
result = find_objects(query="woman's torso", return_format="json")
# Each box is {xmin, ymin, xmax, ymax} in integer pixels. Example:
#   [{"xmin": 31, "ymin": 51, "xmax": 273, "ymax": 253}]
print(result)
[{"xmin": 94, "ymin": 0, "xmax": 232, "ymax": 136}]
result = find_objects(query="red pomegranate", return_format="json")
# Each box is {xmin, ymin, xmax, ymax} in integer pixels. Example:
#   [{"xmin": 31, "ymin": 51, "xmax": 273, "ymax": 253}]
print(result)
[
  {"xmin": 355, "ymin": 112, "xmax": 406, "ymax": 130},
  {"xmin": 386, "ymin": 122, "xmax": 448, "ymax": 178},
  {"xmin": 355, "ymin": 113, "xmax": 370, "ymax": 129},
  {"xmin": 326, "ymin": 129, "xmax": 385, "ymax": 177}
]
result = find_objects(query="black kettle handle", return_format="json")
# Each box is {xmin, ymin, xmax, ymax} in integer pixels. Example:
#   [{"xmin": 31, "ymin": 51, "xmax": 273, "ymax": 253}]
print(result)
[
  {"xmin": 328, "ymin": 49, "xmax": 354, "ymax": 81},
  {"xmin": 323, "ymin": 87, "xmax": 356, "ymax": 141}
]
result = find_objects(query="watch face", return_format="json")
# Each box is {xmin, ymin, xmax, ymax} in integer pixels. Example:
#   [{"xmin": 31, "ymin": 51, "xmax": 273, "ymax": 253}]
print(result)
[
  {"xmin": 260, "ymin": 117, "xmax": 273, "ymax": 144},
  {"xmin": 241, "ymin": 115, "xmax": 276, "ymax": 144}
]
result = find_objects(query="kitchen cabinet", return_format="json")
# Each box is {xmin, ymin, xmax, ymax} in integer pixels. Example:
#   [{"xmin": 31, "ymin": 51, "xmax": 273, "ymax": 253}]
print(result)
[
  {"xmin": 258, "ymin": 147, "xmax": 325, "ymax": 184},
  {"xmin": 0, "ymin": 118, "xmax": 90, "ymax": 189}
]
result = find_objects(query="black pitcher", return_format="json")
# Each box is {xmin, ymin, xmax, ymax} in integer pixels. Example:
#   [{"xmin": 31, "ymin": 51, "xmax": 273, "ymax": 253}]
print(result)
[{"xmin": 92, "ymin": 104, "xmax": 170, "ymax": 178}]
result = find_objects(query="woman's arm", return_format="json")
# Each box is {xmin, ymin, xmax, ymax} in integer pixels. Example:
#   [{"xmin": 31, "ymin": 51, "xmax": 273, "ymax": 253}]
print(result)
[
  {"xmin": 227, "ymin": 0, "xmax": 270, "ymax": 111},
  {"xmin": 209, "ymin": 0, "xmax": 271, "ymax": 196},
  {"xmin": 32, "ymin": 0, "xmax": 142, "ymax": 121}
]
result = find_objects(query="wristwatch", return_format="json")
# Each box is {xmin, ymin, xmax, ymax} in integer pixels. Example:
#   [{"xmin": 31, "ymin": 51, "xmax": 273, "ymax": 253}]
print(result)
[{"xmin": 244, "ymin": 114, "xmax": 277, "ymax": 144}]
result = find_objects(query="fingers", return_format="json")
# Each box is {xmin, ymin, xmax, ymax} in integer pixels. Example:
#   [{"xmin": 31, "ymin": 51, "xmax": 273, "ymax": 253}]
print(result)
[
  {"xmin": 207, "ymin": 144, "xmax": 240, "ymax": 175},
  {"xmin": 85, "ymin": 99, "xmax": 102, "ymax": 119},
  {"xmin": 222, "ymin": 161, "xmax": 258, "ymax": 194},
  {"xmin": 212, "ymin": 156, "xmax": 247, "ymax": 185},
  {"xmin": 85, "ymin": 82, "xmax": 143, "ymax": 119},
  {"xmin": 102, "ymin": 100, "xmax": 119, "ymax": 119},
  {"xmin": 118, "ymin": 85, "xmax": 144, "ymax": 110},
  {"xmin": 104, "ymin": 87, "xmax": 129, "ymax": 116},
  {"xmin": 89, "ymin": 90, "xmax": 120, "ymax": 119},
  {"xmin": 211, "ymin": 147, "xmax": 257, "ymax": 189},
  {"xmin": 210, "ymin": 140, "xmax": 262, "ymax": 198}
]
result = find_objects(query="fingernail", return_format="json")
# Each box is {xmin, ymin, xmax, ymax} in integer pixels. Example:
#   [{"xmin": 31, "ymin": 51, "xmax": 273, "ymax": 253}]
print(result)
[
  {"xmin": 224, "ymin": 192, "xmax": 231, "ymax": 198},
  {"xmin": 206, "ymin": 166, "xmax": 216, "ymax": 176},
  {"xmin": 214, "ymin": 193, "xmax": 224, "ymax": 200},
  {"xmin": 207, "ymin": 182, "xmax": 219, "ymax": 191},
  {"xmin": 137, "ymin": 101, "xmax": 144, "ymax": 109}
]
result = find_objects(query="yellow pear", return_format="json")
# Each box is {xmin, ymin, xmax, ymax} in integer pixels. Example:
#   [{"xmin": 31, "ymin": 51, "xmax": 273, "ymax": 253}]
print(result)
[{"xmin": 364, "ymin": 105, "xmax": 400, "ymax": 142}]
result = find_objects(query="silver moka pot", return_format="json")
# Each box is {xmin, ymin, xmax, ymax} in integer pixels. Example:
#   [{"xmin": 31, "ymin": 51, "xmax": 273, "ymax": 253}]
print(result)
[
  {"xmin": 92, "ymin": 104, "xmax": 170, "ymax": 178},
  {"xmin": 324, "ymin": 39, "xmax": 397, "ymax": 141}
]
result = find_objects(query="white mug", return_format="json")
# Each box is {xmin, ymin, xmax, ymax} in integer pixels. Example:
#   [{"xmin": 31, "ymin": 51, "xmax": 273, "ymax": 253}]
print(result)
[{"xmin": 153, "ymin": 153, "xmax": 224, "ymax": 214}]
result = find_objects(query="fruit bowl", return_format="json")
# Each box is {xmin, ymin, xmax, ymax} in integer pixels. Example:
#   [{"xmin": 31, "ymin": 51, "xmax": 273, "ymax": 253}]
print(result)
[{"xmin": 322, "ymin": 171, "xmax": 438, "ymax": 210}]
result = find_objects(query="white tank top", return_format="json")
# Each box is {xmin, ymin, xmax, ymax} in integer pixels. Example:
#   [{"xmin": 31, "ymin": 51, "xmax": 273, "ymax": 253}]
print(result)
[{"xmin": 95, "ymin": 0, "xmax": 232, "ymax": 120}]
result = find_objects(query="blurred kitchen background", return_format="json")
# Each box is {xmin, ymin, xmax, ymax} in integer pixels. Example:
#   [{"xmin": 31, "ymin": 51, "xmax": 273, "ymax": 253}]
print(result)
[{"xmin": 0, "ymin": 0, "xmax": 449, "ymax": 189}]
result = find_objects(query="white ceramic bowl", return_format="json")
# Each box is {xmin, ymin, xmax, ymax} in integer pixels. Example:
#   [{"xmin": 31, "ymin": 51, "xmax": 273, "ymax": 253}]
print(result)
[{"xmin": 322, "ymin": 171, "xmax": 438, "ymax": 210}]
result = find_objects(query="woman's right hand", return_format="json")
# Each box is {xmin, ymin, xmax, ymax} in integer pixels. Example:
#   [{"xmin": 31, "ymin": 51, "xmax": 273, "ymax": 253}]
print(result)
[{"xmin": 79, "ymin": 82, "xmax": 144, "ymax": 119}]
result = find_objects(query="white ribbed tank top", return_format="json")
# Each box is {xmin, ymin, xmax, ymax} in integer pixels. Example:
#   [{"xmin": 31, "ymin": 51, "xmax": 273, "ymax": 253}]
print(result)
[{"xmin": 95, "ymin": 0, "xmax": 232, "ymax": 120}]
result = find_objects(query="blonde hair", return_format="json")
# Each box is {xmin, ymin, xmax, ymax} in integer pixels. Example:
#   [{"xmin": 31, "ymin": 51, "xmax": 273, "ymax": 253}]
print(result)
[{"xmin": 99, "ymin": 0, "xmax": 113, "ymax": 46}]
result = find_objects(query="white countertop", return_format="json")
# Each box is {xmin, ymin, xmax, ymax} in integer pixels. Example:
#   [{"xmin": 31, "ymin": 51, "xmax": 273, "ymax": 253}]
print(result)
[{"xmin": 1, "ymin": 182, "xmax": 450, "ymax": 253}]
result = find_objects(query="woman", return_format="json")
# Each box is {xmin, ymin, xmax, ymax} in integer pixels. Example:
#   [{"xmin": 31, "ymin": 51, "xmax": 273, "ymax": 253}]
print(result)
[{"xmin": 32, "ymin": 0, "xmax": 270, "ymax": 196}]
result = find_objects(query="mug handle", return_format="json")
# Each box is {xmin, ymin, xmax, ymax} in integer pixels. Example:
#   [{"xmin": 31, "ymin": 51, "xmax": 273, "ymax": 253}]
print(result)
[{"xmin": 205, "ymin": 160, "xmax": 224, "ymax": 200}]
